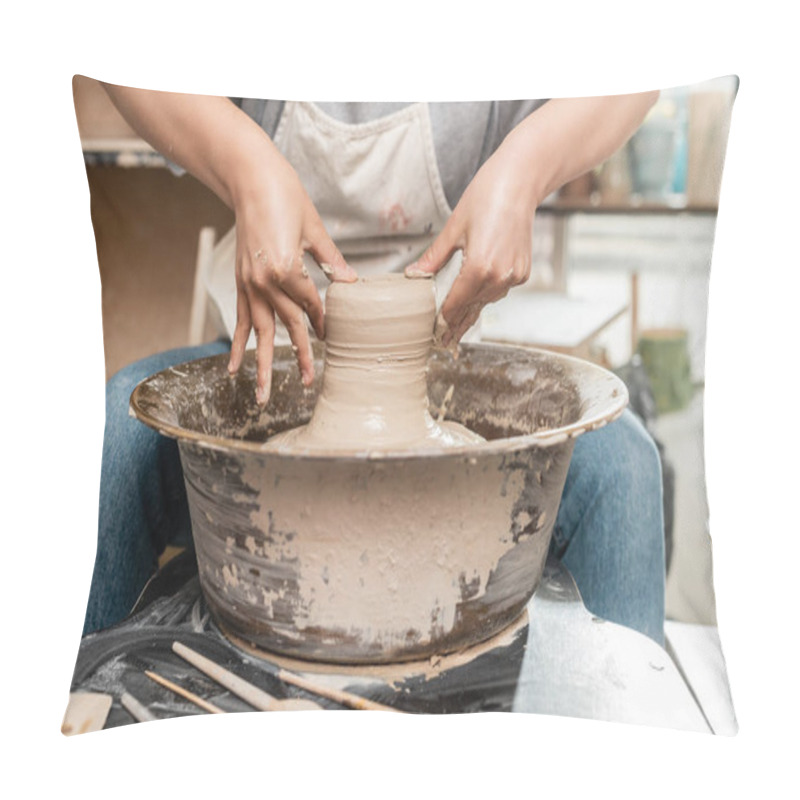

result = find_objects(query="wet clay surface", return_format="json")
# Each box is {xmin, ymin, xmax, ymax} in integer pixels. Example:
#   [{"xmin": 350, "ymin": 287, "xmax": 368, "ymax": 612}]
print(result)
[
  {"xmin": 179, "ymin": 437, "xmax": 572, "ymax": 662},
  {"xmin": 132, "ymin": 342, "xmax": 591, "ymax": 451}
]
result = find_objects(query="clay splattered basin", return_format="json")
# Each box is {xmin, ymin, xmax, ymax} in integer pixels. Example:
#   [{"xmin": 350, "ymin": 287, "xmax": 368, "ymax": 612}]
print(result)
[{"xmin": 130, "ymin": 343, "xmax": 627, "ymax": 664}]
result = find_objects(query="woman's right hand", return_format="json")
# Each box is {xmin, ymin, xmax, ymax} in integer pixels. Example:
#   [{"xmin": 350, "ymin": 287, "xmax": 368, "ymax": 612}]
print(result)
[
  {"xmin": 97, "ymin": 84, "xmax": 357, "ymax": 406},
  {"xmin": 227, "ymin": 149, "xmax": 358, "ymax": 405}
]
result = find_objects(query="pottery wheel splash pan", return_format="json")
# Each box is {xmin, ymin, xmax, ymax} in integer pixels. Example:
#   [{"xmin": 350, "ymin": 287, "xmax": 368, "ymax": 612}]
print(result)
[{"xmin": 130, "ymin": 343, "xmax": 627, "ymax": 665}]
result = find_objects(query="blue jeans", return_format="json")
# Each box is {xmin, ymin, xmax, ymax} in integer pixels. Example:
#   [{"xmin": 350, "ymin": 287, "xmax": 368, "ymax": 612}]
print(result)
[{"xmin": 83, "ymin": 342, "xmax": 665, "ymax": 645}]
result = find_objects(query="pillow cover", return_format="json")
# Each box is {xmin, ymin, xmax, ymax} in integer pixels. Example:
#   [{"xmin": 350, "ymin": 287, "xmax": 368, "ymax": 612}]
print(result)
[{"xmin": 65, "ymin": 75, "xmax": 738, "ymax": 735}]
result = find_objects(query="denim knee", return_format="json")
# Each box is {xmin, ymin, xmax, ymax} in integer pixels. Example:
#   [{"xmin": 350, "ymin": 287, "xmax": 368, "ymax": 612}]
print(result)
[
  {"xmin": 554, "ymin": 411, "xmax": 662, "ymax": 542},
  {"xmin": 550, "ymin": 410, "xmax": 666, "ymax": 643},
  {"xmin": 86, "ymin": 341, "xmax": 232, "ymax": 634},
  {"xmin": 105, "ymin": 341, "xmax": 230, "ymax": 416},
  {"xmin": 103, "ymin": 344, "xmax": 231, "ymax": 537},
  {"xmin": 605, "ymin": 411, "xmax": 662, "ymax": 499}
]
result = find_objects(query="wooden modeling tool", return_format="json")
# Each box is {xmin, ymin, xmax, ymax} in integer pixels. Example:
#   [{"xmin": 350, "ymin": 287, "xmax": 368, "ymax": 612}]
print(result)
[
  {"xmin": 274, "ymin": 667, "xmax": 401, "ymax": 712},
  {"xmin": 172, "ymin": 642, "xmax": 321, "ymax": 711},
  {"xmin": 145, "ymin": 670, "xmax": 225, "ymax": 714},
  {"xmin": 120, "ymin": 691, "xmax": 157, "ymax": 723},
  {"xmin": 173, "ymin": 640, "xmax": 399, "ymax": 713},
  {"xmin": 61, "ymin": 692, "xmax": 113, "ymax": 735}
]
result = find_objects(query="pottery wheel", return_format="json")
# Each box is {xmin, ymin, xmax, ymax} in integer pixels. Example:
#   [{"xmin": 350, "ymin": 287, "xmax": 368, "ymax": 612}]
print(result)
[
  {"xmin": 72, "ymin": 550, "xmax": 529, "ymax": 720},
  {"xmin": 128, "ymin": 275, "xmax": 629, "ymax": 664},
  {"xmin": 72, "ymin": 550, "xmax": 712, "ymax": 731}
]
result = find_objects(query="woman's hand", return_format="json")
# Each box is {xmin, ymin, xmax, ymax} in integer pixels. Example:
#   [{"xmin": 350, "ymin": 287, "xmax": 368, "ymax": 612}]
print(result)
[
  {"xmin": 97, "ymin": 84, "xmax": 357, "ymax": 405},
  {"xmin": 405, "ymin": 142, "xmax": 538, "ymax": 348},
  {"xmin": 405, "ymin": 92, "xmax": 659, "ymax": 347},
  {"xmin": 228, "ymin": 152, "xmax": 357, "ymax": 404}
]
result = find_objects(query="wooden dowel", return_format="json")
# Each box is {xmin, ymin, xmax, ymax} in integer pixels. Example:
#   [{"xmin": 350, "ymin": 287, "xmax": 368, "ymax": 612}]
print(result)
[
  {"xmin": 120, "ymin": 691, "xmax": 156, "ymax": 723},
  {"xmin": 276, "ymin": 668, "xmax": 400, "ymax": 713},
  {"xmin": 172, "ymin": 641, "xmax": 397, "ymax": 713},
  {"xmin": 172, "ymin": 641, "xmax": 282, "ymax": 711},
  {"xmin": 145, "ymin": 670, "xmax": 225, "ymax": 715}
]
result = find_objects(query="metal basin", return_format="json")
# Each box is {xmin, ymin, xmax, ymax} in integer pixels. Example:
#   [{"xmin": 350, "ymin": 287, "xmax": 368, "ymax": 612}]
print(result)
[{"xmin": 130, "ymin": 343, "xmax": 627, "ymax": 664}]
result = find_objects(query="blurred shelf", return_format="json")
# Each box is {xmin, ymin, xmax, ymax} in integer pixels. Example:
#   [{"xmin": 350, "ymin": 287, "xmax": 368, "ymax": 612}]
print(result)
[
  {"xmin": 543, "ymin": 197, "xmax": 718, "ymax": 215},
  {"xmin": 81, "ymin": 137, "xmax": 168, "ymax": 168}
]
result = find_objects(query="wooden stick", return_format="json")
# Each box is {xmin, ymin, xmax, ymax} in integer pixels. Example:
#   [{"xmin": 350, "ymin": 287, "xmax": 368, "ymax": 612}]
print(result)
[
  {"xmin": 275, "ymin": 668, "xmax": 401, "ymax": 713},
  {"xmin": 173, "ymin": 641, "xmax": 398, "ymax": 712},
  {"xmin": 172, "ymin": 641, "xmax": 285, "ymax": 711},
  {"xmin": 120, "ymin": 691, "xmax": 157, "ymax": 723},
  {"xmin": 145, "ymin": 670, "xmax": 225, "ymax": 714}
]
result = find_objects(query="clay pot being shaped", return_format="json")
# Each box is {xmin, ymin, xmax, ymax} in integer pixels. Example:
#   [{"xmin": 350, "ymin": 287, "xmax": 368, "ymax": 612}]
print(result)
[{"xmin": 130, "ymin": 275, "xmax": 628, "ymax": 664}]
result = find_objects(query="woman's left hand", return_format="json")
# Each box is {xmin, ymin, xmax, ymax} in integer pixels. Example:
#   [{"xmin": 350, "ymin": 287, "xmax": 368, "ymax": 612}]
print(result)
[
  {"xmin": 405, "ymin": 92, "xmax": 660, "ymax": 348},
  {"xmin": 404, "ymin": 143, "xmax": 538, "ymax": 348}
]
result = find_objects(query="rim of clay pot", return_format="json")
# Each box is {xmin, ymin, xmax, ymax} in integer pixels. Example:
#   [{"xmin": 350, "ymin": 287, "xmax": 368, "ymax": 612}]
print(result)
[{"xmin": 129, "ymin": 343, "xmax": 629, "ymax": 462}]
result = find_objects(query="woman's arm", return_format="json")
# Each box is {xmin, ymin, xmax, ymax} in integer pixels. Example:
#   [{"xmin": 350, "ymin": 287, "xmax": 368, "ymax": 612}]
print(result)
[
  {"xmin": 101, "ymin": 85, "xmax": 265, "ymax": 208},
  {"xmin": 406, "ymin": 91, "xmax": 660, "ymax": 346},
  {"xmin": 500, "ymin": 92, "xmax": 660, "ymax": 207},
  {"xmin": 100, "ymin": 83, "xmax": 356, "ymax": 404}
]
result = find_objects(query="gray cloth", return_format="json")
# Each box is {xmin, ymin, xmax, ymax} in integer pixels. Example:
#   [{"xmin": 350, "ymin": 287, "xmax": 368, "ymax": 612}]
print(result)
[{"xmin": 232, "ymin": 99, "xmax": 548, "ymax": 210}]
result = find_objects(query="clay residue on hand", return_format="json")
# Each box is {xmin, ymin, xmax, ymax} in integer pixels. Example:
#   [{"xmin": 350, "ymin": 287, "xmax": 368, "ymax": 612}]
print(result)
[
  {"xmin": 404, "ymin": 267, "xmax": 434, "ymax": 280},
  {"xmin": 433, "ymin": 310, "xmax": 459, "ymax": 358},
  {"xmin": 319, "ymin": 262, "xmax": 334, "ymax": 280}
]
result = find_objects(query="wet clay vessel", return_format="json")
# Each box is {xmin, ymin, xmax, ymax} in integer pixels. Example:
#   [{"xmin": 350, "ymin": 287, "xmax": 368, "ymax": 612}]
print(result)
[{"xmin": 131, "ymin": 304, "xmax": 628, "ymax": 664}]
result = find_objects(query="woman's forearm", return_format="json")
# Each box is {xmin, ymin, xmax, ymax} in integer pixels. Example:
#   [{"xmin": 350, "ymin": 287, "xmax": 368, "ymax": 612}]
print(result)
[
  {"xmin": 100, "ymin": 83, "xmax": 280, "ymax": 209},
  {"xmin": 501, "ymin": 91, "xmax": 660, "ymax": 207},
  {"xmin": 100, "ymin": 82, "xmax": 357, "ymax": 401}
]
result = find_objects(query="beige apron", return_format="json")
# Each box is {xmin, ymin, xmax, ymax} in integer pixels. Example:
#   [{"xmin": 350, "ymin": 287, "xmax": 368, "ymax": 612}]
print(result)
[{"xmin": 206, "ymin": 101, "xmax": 468, "ymax": 346}]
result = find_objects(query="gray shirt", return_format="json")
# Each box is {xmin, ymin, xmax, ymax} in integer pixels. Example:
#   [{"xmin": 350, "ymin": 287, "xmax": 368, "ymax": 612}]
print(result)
[{"xmin": 233, "ymin": 99, "xmax": 548, "ymax": 209}]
